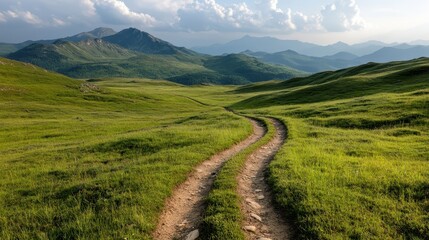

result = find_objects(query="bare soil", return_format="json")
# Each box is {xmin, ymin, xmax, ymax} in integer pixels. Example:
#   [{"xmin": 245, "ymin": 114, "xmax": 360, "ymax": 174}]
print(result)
[
  {"xmin": 238, "ymin": 118, "xmax": 291, "ymax": 240},
  {"xmin": 153, "ymin": 118, "xmax": 266, "ymax": 240}
]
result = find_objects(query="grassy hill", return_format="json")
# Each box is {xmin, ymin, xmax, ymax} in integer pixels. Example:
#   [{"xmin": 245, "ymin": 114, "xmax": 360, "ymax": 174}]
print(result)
[
  {"xmin": 233, "ymin": 57, "xmax": 429, "ymax": 108},
  {"xmin": 231, "ymin": 58, "xmax": 429, "ymax": 239},
  {"xmin": 0, "ymin": 57, "xmax": 252, "ymax": 239}
]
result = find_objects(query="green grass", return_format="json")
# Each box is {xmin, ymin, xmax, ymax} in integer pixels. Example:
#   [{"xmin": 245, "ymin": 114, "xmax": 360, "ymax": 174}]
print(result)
[
  {"xmin": 0, "ymin": 58, "xmax": 253, "ymax": 239},
  {"xmin": 1, "ymin": 55, "xmax": 429, "ymax": 239},
  {"xmin": 201, "ymin": 117, "xmax": 274, "ymax": 240},
  {"xmin": 232, "ymin": 58, "xmax": 429, "ymax": 239}
]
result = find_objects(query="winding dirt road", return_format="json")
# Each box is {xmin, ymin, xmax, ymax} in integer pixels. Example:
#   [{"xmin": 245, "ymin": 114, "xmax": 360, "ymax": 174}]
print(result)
[
  {"xmin": 238, "ymin": 118, "xmax": 291, "ymax": 240},
  {"xmin": 153, "ymin": 118, "xmax": 266, "ymax": 240}
]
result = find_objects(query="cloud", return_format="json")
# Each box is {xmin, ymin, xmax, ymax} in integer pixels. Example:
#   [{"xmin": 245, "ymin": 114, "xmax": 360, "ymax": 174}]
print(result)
[
  {"xmin": 321, "ymin": 0, "xmax": 365, "ymax": 31},
  {"xmin": 177, "ymin": 0, "xmax": 318, "ymax": 32},
  {"xmin": 51, "ymin": 17, "xmax": 67, "ymax": 27},
  {"xmin": 176, "ymin": 0, "xmax": 333, "ymax": 33},
  {"xmin": 80, "ymin": 0, "xmax": 96, "ymax": 17},
  {"xmin": 177, "ymin": 0, "xmax": 261, "ymax": 31},
  {"xmin": 92, "ymin": 0, "xmax": 156, "ymax": 26},
  {"xmin": 0, "ymin": 10, "xmax": 42, "ymax": 25}
]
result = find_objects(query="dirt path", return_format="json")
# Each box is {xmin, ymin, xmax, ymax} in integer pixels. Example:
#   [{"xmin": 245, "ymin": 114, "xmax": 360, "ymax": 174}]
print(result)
[
  {"xmin": 153, "ymin": 118, "xmax": 266, "ymax": 240},
  {"xmin": 238, "ymin": 118, "xmax": 291, "ymax": 240}
]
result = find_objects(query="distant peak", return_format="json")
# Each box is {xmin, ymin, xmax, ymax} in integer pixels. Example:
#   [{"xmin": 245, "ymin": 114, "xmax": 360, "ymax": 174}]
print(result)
[{"xmin": 333, "ymin": 41, "xmax": 349, "ymax": 47}]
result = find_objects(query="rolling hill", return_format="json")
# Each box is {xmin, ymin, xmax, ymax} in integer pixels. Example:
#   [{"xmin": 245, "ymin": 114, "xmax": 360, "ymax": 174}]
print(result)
[
  {"xmin": 233, "ymin": 57, "xmax": 429, "ymax": 108},
  {"xmin": 230, "ymin": 57, "xmax": 429, "ymax": 240}
]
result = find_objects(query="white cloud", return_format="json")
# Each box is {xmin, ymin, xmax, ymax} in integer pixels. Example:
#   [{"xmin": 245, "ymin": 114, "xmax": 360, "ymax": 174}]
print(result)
[
  {"xmin": 177, "ymin": 0, "xmax": 262, "ymax": 31},
  {"xmin": 177, "ymin": 0, "xmax": 317, "ymax": 32},
  {"xmin": 51, "ymin": 17, "xmax": 67, "ymax": 26},
  {"xmin": 80, "ymin": 0, "xmax": 96, "ymax": 16},
  {"xmin": 176, "ymin": 0, "xmax": 365, "ymax": 33},
  {"xmin": 0, "ymin": 10, "xmax": 42, "ymax": 25},
  {"xmin": 92, "ymin": 0, "xmax": 156, "ymax": 26},
  {"xmin": 321, "ymin": 0, "xmax": 365, "ymax": 32}
]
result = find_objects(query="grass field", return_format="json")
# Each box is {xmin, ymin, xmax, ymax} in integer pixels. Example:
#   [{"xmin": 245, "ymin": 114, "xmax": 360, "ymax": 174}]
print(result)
[
  {"xmin": 232, "ymin": 58, "xmax": 429, "ymax": 239},
  {"xmin": 0, "ymin": 58, "xmax": 252, "ymax": 239},
  {"xmin": 1, "ymin": 56, "xmax": 428, "ymax": 239}
]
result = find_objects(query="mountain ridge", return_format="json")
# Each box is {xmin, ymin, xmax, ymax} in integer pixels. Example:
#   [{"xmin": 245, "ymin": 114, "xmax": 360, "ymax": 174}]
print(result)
[{"xmin": 7, "ymin": 29, "xmax": 304, "ymax": 84}]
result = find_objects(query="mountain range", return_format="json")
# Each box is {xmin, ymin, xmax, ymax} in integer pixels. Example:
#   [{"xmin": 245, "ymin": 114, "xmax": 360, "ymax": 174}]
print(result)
[
  {"xmin": 192, "ymin": 35, "xmax": 403, "ymax": 57},
  {"xmin": 4, "ymin": 27, "xmax": 429, "ymax": 84},
  {"xmin": 243, "ymin": 45, "xmax": 429, "ymax": 73},
  {"xmin": 6, "ymin": 28, "xmax": 304, "ymax": 84}
]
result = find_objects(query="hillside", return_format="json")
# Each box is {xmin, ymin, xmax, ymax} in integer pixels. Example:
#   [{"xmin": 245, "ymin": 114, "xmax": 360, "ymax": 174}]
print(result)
[
  {"xmin": 231, "ymin": 57, "xmax": 429, "ymax": 239},
  {"xmin": 233, "ymin": 57, "xmax": 429, "ymax": 108},
  {"xmin": 0, "ymin": 57, "xmax": 253, "ymax": 239}
]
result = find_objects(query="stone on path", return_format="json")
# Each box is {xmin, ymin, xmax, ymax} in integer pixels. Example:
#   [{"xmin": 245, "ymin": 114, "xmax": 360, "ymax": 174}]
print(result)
[
  {"xmin": 246, "ymin": 198, "xmax": 261, "ymax": 209},
  {"xmin": 185, "ymin": 229, "xmax": 199, "ymax": 240},
  {"xmin": 251, "ymin": 213, "xmax": 262, "ymax": 222},
  {"xmin": 244, "ymin": 226, "xmax": 256, "ymax": 233}
]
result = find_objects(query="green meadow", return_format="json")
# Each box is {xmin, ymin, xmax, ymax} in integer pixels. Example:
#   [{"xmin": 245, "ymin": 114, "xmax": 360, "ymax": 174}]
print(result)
[
  {"xmin": 232, "ymin": 58, "xmax": 429, "ymax": 239},
  {"xmin": 0, "ymin": 56, "xmax": 428, "ymax": 239},
  {"xmin": 0, "ymin": 58, "xmax": 251, "ymax": 239}
]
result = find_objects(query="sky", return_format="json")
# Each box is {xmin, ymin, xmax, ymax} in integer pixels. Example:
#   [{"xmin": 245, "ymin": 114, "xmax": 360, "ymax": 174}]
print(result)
[{"xmin": 0, "ymin": 0, "xmax": 429, "ymax": 47}]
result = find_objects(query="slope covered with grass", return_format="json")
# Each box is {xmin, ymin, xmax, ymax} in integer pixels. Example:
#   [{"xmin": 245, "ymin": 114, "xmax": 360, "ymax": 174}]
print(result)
[
  {"xmin": 0, "ymin": 58, "xmax": 252, "ymax": 239},
  {"xmin": 233, "ymin": 58, "xmax": 429, "ymax": 108},
  {"xmin": 232, "ymin": 58, "xmax": 429, "ymax": 239}
]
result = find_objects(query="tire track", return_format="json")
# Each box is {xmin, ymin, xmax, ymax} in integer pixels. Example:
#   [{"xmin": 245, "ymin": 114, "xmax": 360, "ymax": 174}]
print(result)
[
  {"xmin": 238, "ymin": 118, "xmax": 291, "ymax": 240},
  {"xmin": 153, "ymin": 117, "xmax": 266, "ymax": 240}
]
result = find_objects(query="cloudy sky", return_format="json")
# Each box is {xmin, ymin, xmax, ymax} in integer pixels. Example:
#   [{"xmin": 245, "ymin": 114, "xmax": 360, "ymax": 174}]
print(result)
[{"xmin": 0, "ymin": 0, "xmax": 428, "ymax": 47}]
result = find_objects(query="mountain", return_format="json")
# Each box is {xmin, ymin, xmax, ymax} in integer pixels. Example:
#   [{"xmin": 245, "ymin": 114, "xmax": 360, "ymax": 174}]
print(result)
[
  {"xmin": 7, "ymin": 39, "xmax": 206, "ymax": 79},
  {"xmin": 409, "ymin": 40, "xmax": 429, "ymax": 45},
  {"xmin": 232, "ymin": 57, "xmax": 429, "ymax": 108},
  {"xmin": 8, "ymin": 39, "xmax": 137, "ymax": 70},
  {"xmin": 103, "ymin": 28, "xmax": 195, "ymax": 55},
  {"xmin": 323, "ymin": 51, "xmax": 358, "ymax": 61},
  {"xmin": 192, "ymin": 35, "xmax": 319, "ymax": 56},
  {"xmin": 357, "ymin": 46, "xmax": 429, "ymax": 63},
  {"xmin": 62, "ymin": 27, "xmax": 116, "ymax": 42},
  {"xmin": 192, "ymin": 35, "xmax": 397, "ymax": 57},
  {"xmin": 243, "ymin": 50, "xmax": 356, "ymax": 73},
  {"xmin": 0, "ymin": 27, "xmax": 116, "ymax": 56},
  {"xmin": 7, "ymin": 29, "xmax": 304, "ymax": 84}
]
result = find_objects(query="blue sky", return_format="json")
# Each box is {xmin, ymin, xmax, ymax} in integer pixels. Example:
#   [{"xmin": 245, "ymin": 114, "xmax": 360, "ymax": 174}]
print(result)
[{"xmin": 0, "ymin": 0, "xmax": 428, "ymax": 47}]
